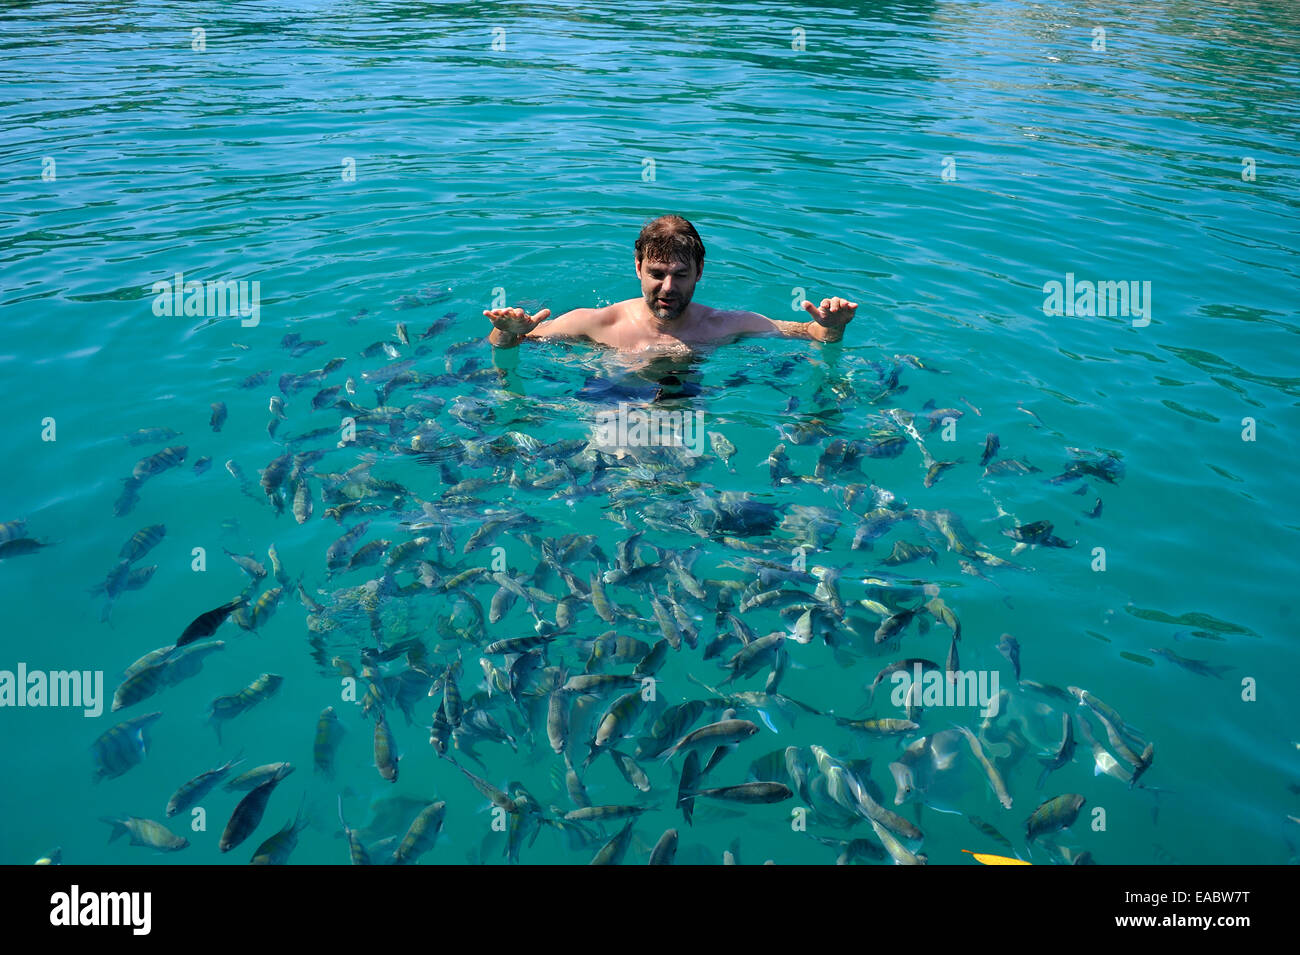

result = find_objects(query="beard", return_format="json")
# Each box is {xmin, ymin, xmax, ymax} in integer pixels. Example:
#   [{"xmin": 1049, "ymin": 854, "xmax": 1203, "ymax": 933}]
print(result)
[{"xmin": 647, "ymin": 293, "xmax": 686, "ymax": 322}]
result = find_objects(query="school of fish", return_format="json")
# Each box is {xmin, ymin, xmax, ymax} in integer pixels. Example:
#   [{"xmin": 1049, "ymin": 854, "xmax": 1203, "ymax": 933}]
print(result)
[{"xmin": 10, "ymin": 302, "xmax": 1197, "ymax": 865}]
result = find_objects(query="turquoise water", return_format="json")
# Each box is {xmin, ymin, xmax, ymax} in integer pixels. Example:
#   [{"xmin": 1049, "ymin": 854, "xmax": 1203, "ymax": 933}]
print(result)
[{"xmin": 2, "ymin": 0, "xmax": 1298, "ymax": 865}]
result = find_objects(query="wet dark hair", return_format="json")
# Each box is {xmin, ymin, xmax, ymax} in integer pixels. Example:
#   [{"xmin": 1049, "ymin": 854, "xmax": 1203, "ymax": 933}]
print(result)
[{"xmin": 635, "ymin": 215, "xmax": 705, "ymax": 277}]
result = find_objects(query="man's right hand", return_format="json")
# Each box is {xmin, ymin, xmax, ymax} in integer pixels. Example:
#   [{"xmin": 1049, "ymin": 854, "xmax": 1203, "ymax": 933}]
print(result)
[{"xmin": 484, "ymin": 306, "xmax": 550, "ymax": 348}]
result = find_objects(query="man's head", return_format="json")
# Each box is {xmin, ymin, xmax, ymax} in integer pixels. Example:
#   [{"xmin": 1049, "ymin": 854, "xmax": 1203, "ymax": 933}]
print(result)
[{"xmin": 635, "ymin": 215, "xmax": 705, "ymax": 323}]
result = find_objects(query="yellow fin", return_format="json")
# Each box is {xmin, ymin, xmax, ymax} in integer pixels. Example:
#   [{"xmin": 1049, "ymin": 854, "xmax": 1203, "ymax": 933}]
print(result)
[{"xmin": 963, "ymin": 849, "xmax": 1031, "ymax": 865}]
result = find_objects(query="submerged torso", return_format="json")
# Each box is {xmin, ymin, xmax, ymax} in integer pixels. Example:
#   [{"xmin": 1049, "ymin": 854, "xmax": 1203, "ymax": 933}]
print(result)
[{"xmin": 578, "ymin": 349, "xmax": 704, "ymax": 403}]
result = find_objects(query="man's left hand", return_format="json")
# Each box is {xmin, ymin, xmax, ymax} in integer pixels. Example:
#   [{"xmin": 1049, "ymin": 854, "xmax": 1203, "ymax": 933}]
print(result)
[{"xmin": 802, "ymin": 297, "xmax": 857, "ymax": 335}]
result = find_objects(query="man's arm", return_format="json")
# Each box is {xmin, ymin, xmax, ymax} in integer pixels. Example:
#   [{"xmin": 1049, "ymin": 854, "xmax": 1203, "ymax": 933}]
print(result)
[
  {"xmin": 723, "ymin": 297, "xmax": 857, "ymax": 343},
  {"xmin": 484, "ymin": 307, "xmax": 610, "ymax": 348}
]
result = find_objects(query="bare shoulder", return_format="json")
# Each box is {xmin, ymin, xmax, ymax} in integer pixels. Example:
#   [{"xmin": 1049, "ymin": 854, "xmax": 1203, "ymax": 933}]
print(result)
[
  {"xmin": 607, "ymin": 298, "xmax": 645, "ymax": 324},
  {"xmin": 700, "ymin": 307, "xmax": 779, "ymax": 336}
]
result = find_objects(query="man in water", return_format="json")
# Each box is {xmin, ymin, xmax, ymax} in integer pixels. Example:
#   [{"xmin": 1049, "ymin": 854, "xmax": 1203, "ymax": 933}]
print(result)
[{"xmin": 484, "ymin": 214, "xmax": 857, "ymax": 351}]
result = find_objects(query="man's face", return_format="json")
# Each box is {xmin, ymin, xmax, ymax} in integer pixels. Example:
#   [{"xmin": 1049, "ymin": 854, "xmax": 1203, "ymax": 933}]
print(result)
[{"xmin": 636, "ymin": 256, "xmax": 700, "ymax": 322}]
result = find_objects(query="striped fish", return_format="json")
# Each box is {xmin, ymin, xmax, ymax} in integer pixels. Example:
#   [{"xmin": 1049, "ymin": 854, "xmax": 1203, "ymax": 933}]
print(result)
[
  {"xmin": 391, "ymin": 801, "xmax": 446, "ymax": 865},
  {"xmin": 208, "ymin": 674, "xmax": 284, "ymax": 742},
  {"xmin": 337, "ymin": 797, "xmax": 372, "ymax": 865},
  {"xmin": 220, "ymin": 771, "xmax": 289, "ymax": 853},
  {"xmin": 314, "ymin": 707, "xmax": 345, "ymax": 779},
  {"xmin": 166, "ymin": 755, "xmax": 243, "ymax": 817},
  {"xmin": 131, "ymin": 445, "xmax": 187, "ymax": 483},
  {"xmin": 91, "ymin": 711, "xmax": 162, "ymax": 782},
  {"xmin": 249, "ymin": 804, "xmax": 308, "ymax": 865},
  {"xmin": 119, "ymin": 524, "xmax": 165, "ymax": 563}
]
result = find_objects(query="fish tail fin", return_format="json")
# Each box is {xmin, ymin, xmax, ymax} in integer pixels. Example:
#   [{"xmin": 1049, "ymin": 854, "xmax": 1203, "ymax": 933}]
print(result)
[
  {"xmin": 101, "ymin": 818, "xmax": 127, "ymax": 843},
  {"xmin": 782, "ymin": 693, "xmax": 822, "ymax": 717}
]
